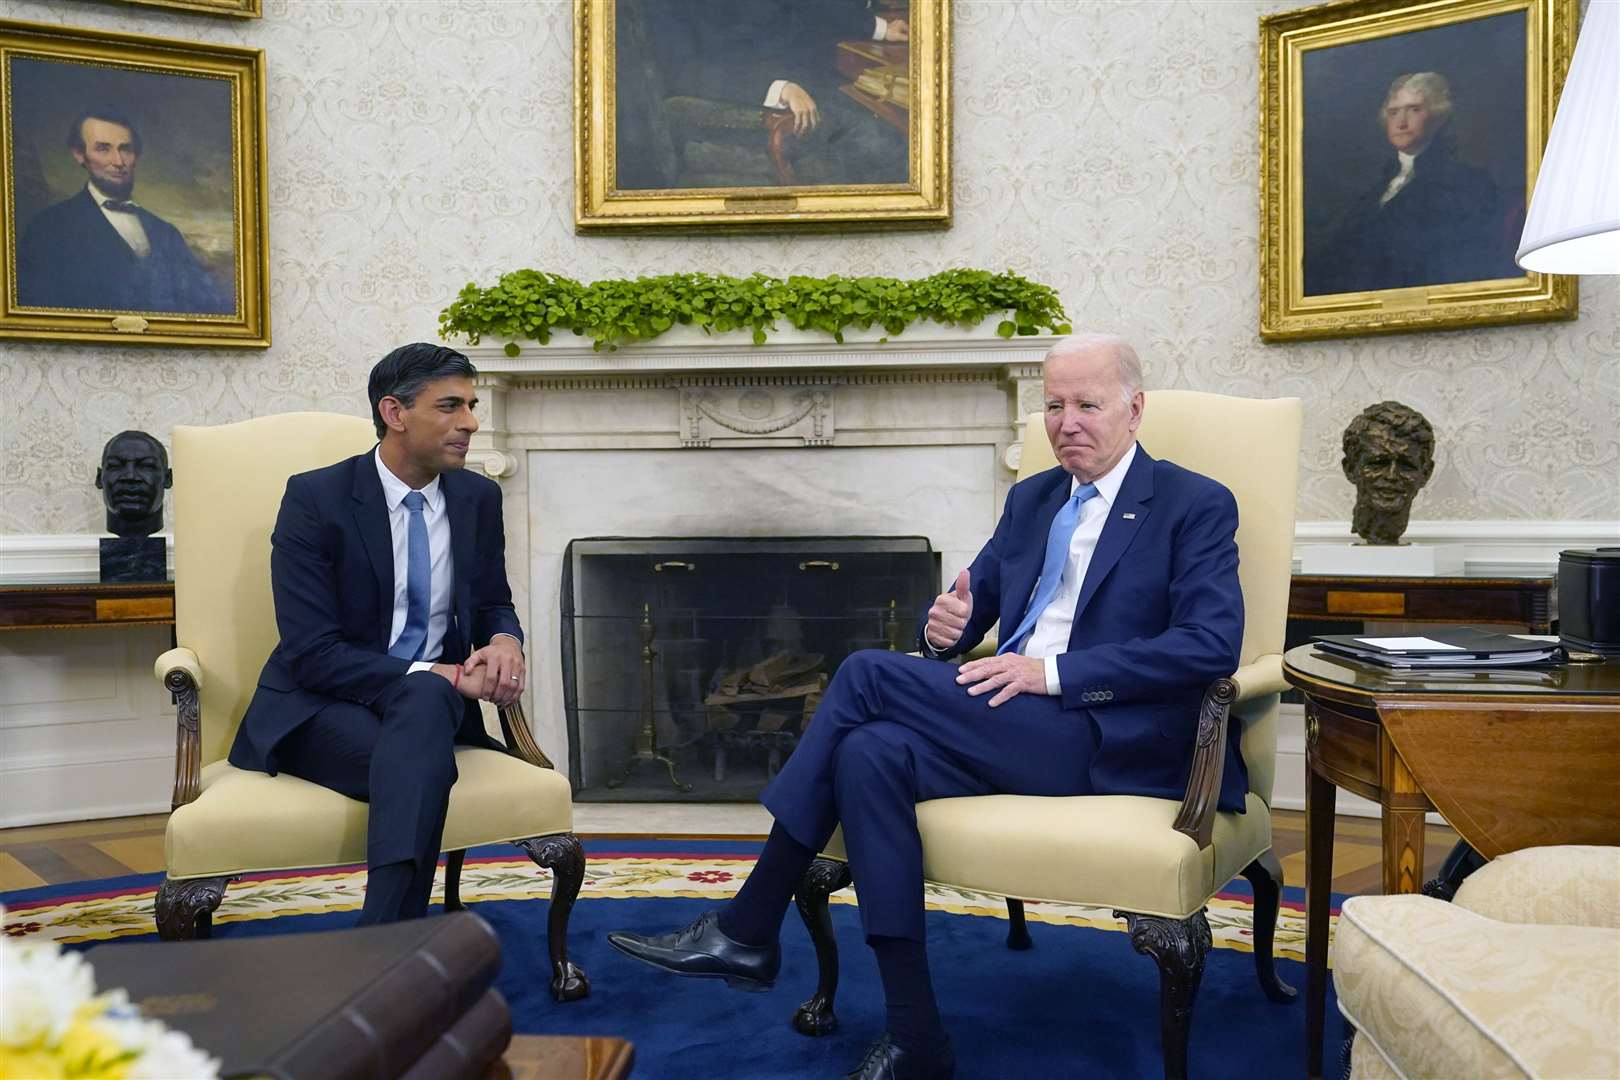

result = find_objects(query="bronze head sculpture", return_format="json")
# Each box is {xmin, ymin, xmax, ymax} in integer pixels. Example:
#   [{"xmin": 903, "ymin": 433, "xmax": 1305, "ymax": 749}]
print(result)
[
  {"xmin": 96, "ymin": 430, "xmax": 171, "ymax": 538},
  {"xmin": 1341, "ymin": 402, "xmax": 1435, "ymax": 545}
]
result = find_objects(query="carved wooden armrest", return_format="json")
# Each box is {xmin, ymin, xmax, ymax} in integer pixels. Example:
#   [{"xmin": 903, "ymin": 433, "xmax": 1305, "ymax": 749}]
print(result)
[
  {"xmin": 1170, "ymin": 677, "xmax": 1237, "ymax": 850},
  {"xmin": 155, "ymin": 646, "xmax": 204, "ymax": 810},
  {"xmin": 1168, "ymin": 654, "xmax": 1286, "ymax": 850},
  {"xmin": 498, "ymin": 700, "xmax": 556, "ymax": 771}
]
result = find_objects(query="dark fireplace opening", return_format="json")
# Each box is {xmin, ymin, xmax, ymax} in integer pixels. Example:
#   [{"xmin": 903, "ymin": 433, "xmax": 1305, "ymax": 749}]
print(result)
[{"xmin": 562, "ymin": 537, "xmax": 939, "ymax": 802}]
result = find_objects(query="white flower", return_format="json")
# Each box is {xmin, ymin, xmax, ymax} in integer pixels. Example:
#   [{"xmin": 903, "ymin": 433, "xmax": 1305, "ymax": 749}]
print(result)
[
  {"xmin": 98, "ymin": 1014, "xmax": 221, "ymax": 1080},
  {"xmin": 0, "ymin": 936, "xmax": 96, "ymax": 1047}
]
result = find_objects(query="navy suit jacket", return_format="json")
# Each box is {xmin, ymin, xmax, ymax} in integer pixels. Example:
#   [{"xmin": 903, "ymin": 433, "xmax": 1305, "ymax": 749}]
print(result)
[
  {"xmin": 921, "ymin": 446, "xmax": 1249, "ymax": 813},
  {"xmin": 16, "ymin": 188, "xmax": 231, "ymax": 314},
  {"xmin": 229, "ymin": 450, "xmax": 522, "ymax": 774}
]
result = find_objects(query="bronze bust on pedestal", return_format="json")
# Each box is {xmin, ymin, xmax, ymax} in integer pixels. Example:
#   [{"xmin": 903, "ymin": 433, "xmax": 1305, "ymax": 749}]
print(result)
[
  {"xmin": 1341, "ymin": 402, "xmax": 1435, "ymax": 545},
  {"xmin": 96, "ymin": 430, "xmax": 171, "ymax": 581}
]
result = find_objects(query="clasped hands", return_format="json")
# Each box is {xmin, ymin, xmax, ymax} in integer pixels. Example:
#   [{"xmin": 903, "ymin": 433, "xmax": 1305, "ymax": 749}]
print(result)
[
  {"xmin": 925, "ymin": 570, "xmax": 1048, "ymax": 708},
  {"xmin": 432, "ymin": 635, "xmax": 525, "ymax": 708}
]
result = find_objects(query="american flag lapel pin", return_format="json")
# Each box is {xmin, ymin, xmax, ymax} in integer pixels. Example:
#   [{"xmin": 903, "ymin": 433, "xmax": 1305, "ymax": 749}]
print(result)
[{"xmin": 1123, "ymin": 512, "xmax": 1136, "ymax": 520}]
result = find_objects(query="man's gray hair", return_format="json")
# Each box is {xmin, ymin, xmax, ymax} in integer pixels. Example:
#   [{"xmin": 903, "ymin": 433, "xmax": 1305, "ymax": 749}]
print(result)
[
  {"xmin": 1044, "ymin": 333, "xmax": 1144, "ymax": 404},
  {"xmin": 1382, "ymin": 72, "xmax": 1454, "ymax": 125}
]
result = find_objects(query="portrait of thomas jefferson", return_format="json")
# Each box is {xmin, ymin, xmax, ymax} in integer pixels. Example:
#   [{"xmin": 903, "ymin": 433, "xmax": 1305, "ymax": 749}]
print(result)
[
  {"xmin": 1304, "ymin": 71, "xmax": 1525, "ymax": 296},
  {"xmin": 7, "ymin": 54, "xmax": 239, "ymax": 319}
]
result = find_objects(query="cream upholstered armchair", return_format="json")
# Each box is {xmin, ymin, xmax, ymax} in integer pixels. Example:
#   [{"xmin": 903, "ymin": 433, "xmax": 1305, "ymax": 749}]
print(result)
[
  {"xmin": 791, "ymin": 391, "xmax": 1304, "ymax": 1078},
  {"xmin": 153, "ymin": 413, "xmax": 588, "ymax": 1002},
  {"xmin": 1334, "ymin": 845, "xmax": 1620, "ymax": 1080}
]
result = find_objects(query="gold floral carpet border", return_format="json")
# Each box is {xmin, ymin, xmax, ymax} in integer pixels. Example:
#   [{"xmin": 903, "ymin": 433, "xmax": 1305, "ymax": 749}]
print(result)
[{"xmin": 3, "ymin": 853, "xmax": 1332, "ymax": 962}]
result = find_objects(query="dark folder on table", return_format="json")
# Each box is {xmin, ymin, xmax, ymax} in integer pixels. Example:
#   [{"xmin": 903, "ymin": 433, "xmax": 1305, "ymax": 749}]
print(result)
[
  {"xmin": 1313, "ymin": 627, "xmax": 1562, "ymax": 669},
  {"xmin": 84, "ymin": 911, "xmax": 508, "ymax": 1080}
]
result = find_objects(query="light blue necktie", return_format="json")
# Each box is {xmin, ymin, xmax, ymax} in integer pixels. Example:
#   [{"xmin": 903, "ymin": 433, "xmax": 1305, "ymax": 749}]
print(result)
[
  {"xmin": 998, "ymin": 483, "xmax": 1099, "ymax": 656},
  {"xmin": 389, "ymin": 490, "xmax": 430, "ymax": 661}
]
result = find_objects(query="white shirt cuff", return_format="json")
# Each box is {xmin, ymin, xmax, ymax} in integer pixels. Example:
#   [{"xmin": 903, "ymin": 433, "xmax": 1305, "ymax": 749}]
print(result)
[
  {"xmin": 408, "ymin": 661, "xmax": 434, "ymax": 675},
  {"xmin": 764, "ymin": 79, "xmax": 788, "ymax": 109},
  {"xmin": 1043, "ymin": 655, "xmax": 1061, "ymax": 696},
  {"xmin": 872, "ymin": 15, "xmax": 888, "ymax": 39},
  {"xmin": 491, "ymin": 633, "xmax": 522, "ymax": 649}
]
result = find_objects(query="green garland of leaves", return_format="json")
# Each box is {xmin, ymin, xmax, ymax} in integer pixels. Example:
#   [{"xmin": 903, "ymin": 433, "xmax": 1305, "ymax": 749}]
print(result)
[{"xmin": 438, "ymin": 269, "xmax": 1071, "ymax": 353}]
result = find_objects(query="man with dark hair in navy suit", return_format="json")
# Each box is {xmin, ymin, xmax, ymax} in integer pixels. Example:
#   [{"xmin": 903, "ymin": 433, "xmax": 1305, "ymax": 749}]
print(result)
[
  {"xmin": 229, "ymin": 343, "xmax": 527, "ymax": 925},
  {"xmin": 17, "ymin": 105, "xmax": 231, "ymax": 314},
  {"xmin": 610, "ymin": 334, "xmax": 1247, "ymax": 1079}
]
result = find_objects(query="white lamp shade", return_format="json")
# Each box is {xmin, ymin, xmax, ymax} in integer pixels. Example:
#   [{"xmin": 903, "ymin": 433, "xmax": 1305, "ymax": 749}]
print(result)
[{"xmin": 1517, "ymin": 0, "xmax": 1620, "ymax": 274}]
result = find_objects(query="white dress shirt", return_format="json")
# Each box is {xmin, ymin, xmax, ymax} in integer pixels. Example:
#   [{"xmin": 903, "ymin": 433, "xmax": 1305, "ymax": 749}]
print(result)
[
  {"xmin": 87, "ymin": 180, "xmax": 151, "ymax": 258},
  {"xmin": 374, "ymin": 449, "xmax": 454, "ymax": 671},
  {"xmin": 1021, "ymin": 442, "xmax": 1139, "ymax": 694},
  {"xmin": 1379, "ymin": 151, "xmax": 1419, "ymax": 207},
  {"xmin": 763, "ymin": 16, "xmax": 887, "ymax": 108}
]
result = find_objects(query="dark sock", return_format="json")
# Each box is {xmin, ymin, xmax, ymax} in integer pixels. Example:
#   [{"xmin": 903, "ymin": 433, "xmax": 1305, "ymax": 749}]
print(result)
[
  {"xmin": 872, "ymin": 935, "xmax": 947, "ymax": 1058},
  {"xmin": 717, "ymin": 822, "xmax": 815, "ymax": 946},
  {"xmin": 358, "ymin": 860, "xmax": 415, "ymax": 925}
]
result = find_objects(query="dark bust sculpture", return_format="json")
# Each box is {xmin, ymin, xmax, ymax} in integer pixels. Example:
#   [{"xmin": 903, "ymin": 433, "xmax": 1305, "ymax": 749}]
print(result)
[
  {"xmin": 96, "ymin": 430, "xmax": 170, "ymax": 581},
  {"xmin": 1341, "ymin": 401, "xmax": 1436, "ymax": 545},
  {"xmin": 97, "ymin": 430, "xmax": 171, "ymax": 537}
]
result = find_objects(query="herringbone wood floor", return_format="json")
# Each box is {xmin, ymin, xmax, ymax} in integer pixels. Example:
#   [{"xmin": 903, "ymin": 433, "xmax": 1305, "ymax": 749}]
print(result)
[{"xmin": 0, "ymin": 809, "xmax": 1459, "ymax": 896}]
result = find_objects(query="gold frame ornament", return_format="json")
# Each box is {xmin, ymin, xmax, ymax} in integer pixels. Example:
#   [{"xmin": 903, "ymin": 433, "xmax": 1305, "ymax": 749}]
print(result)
[
  {"xmin": 0, "ymin": 19, "xmax": 270, "ymax": 347},
  {"xmin": 98, "ymin": 0, "xmax": 261, "ymax": 17},
  {"xmin": 574, "ymin": 0, "xmax": 951, "ymax": 232},
  {"xmin": 1259, "ymin": 0, "xmax": 1577, "ymax": 341}
]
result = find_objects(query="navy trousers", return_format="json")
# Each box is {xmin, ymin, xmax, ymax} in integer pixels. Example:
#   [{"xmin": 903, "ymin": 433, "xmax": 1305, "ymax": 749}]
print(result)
[
  {"xmin": 761, "ymin": 650, "xmax": 1098, "ymax": 942},
  {"xmin": 275, "ymin": 671, "xmax": 463, "ymax": 921}
]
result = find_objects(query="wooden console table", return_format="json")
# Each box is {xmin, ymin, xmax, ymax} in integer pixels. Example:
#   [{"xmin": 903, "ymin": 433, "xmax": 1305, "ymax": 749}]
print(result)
[
  {"xmin": 1283, "ymin": 644, "xmax": 1620, "ymax": 1078},
  {"xmin": 1289, "ymin": 571, "xmax": 1556, "ymax": 633},
  {"xmin": 0, "ymin": 575, "xmax": 174, "ymax": 631}
]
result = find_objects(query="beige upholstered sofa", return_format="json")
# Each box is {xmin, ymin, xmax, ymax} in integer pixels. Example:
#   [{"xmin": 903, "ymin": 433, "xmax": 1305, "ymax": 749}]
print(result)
[
  {"xmin": 153, "ymin": 413, "xmax": 588, "ymax": 1001},
  {"xmin": 792, "ymin": 391, "xmax": 1305, "ymax": 1079},
  {"xmin": 1335, "ymin": 845, "xmax": 1620, "ymax": 1079}
]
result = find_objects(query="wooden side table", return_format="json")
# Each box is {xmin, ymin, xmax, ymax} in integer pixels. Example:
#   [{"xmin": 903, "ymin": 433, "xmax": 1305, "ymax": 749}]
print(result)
[
  {"xmin": 0, "ymin": 577, "xmax": 174, "ymax": 630},
  {"xmin": 1289, "ymin": 572, "xmax": 1556, "ymax": 633},
  {"xmin": 1283, "ymin": 645, "xmax": 1620, "ymax": 1078}
]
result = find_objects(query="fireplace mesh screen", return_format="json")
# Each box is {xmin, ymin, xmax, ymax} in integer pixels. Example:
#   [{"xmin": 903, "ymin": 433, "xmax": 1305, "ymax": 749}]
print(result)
[{"xmin": 561, "ymin": 537, "xmax": 938, "ymax": 801}]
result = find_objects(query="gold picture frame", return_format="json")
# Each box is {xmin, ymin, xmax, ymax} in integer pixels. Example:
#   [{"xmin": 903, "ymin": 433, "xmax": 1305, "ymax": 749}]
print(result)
[
  {"xmin": 98, "ymin": 0, "xmax": 262, "ymax": 18},
  {"xmin": 574, "ymin": 0, "xmax": 951, "ymax": 232},
  {"xmin": 1259, "ymin": 0, "xmax": 1577, "ymax": 341},
  {"xmin": 0, "ymin": 18, "xmax": 270, "ymax": 347}
]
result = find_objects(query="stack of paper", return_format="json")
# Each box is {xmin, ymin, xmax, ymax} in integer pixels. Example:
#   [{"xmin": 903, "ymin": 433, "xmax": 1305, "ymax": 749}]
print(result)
[{"xmin": 1313, "ymin": 629, "xmax": 1562, "ymax": 669}]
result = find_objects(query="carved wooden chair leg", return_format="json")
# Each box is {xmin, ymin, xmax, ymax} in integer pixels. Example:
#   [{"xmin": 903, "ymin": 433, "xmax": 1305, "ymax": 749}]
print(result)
[
  {"xmin": 1005, "ymin": 897, "xmax": 1033, "ymax": 950},
  {"xmin": 515, "ymin": 833, "xmax": 590, "ymax": 1002},
  {"xmin": 443, "ymin": 850, "xmax": 467, "ymax": 912},
  {"xmin": 155, "ymin": 876, "xmax": 232, "ymax": 941},
  {"xmin": 792, "ymin": 856, "xmax": 853, "ymax": 1036},
  {"xmin": 1240, "ymin": 850, "xmax": 1297, "ymax": 1002},
  {"xmin": 1118, "ymin": 909, "xmax": 1212, "ymax": 1080}
]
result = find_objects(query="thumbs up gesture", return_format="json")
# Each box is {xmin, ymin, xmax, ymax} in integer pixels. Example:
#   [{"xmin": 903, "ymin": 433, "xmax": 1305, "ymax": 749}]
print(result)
[{"xmin": 925, "ymin": 569, "xmax": 973, "ymax": 652}]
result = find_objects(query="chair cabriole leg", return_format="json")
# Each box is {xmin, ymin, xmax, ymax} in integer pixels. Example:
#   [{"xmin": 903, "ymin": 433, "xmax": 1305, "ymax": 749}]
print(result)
[
  {"xmin": 1118, "ymin": 908, "xmax": 1212, "ymax": 1080},
  {"xmin": 1241, "ymin": 850, "xmax": 1297, "ymax": 1002},
  {"xmin": 792, "ymin": 856, "xmax": 852, "ymax": 1036},
  {"xmin": 516, "ymin": 833, "xmax": 590, "ymax": 1002},
  {"xmin": 155, "ymin": 875, "xmax": 231, "ymax": 941}
]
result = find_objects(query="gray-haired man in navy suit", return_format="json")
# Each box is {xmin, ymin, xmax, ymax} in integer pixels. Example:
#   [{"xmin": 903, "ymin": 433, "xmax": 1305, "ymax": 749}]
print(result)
[{"xmin": 17, "ymin": 105, "xmax": 230, "ymax": 314}]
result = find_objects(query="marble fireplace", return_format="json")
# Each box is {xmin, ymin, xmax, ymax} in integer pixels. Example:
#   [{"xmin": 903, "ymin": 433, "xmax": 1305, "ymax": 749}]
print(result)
[{"xmin": 459, "ymin": 326, "xmax": 1057, "ymax": 777}]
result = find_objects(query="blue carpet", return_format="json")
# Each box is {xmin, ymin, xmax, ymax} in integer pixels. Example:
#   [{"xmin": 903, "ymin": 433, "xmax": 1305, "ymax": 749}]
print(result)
[{"xmin": 10, "ymin": 840, "xmax": 1341, "ymax": 1078}]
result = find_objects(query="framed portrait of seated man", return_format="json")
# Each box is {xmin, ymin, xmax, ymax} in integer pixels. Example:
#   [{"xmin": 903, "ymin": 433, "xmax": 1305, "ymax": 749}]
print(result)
[
  {"xmin": 1259, "ymin": 0, "xmax": 1578, "ymax": 341},
  {"xmin": 0, "ymin": 19, "xmax": 269, "ymax": 347},
  {"xmin": 574, "ymin": 0, "xmax": 950, "ymax": 231}
]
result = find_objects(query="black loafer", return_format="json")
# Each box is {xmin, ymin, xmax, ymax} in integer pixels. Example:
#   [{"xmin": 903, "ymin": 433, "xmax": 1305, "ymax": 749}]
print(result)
[
  {"xmin": 606, "ymin": 908, "xmax": 780, "ymax": 992},
  {"xmin": 844, "ymin": 1034, "xmax": 956, "ymax": 1079}
]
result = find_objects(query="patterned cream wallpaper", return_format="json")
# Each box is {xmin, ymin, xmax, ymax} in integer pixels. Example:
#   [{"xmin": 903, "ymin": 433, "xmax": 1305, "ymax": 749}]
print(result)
[{"xmin": 0, "ymin": 0, "xmax": 1614, "ymax": 536}]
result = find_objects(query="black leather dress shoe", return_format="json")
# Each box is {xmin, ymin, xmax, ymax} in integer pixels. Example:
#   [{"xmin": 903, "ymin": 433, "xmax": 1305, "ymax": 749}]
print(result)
[
  {"xmin": 844, "ymin": 1034, "xmax": 956, "ymax": 1079},
  {"xmin": 606, "ymin": 908, "xmax": 780, "ymax": 992}
]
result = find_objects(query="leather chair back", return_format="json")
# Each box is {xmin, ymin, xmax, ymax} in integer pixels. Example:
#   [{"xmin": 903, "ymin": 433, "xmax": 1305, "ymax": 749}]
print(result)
[
  {"xmin": 1017, "ymin": 389, "xmax": 1303, "ymax": 805},
  {"xmin": 170, "ymin": 413, "xmax": 377, "ymax": 766}
]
